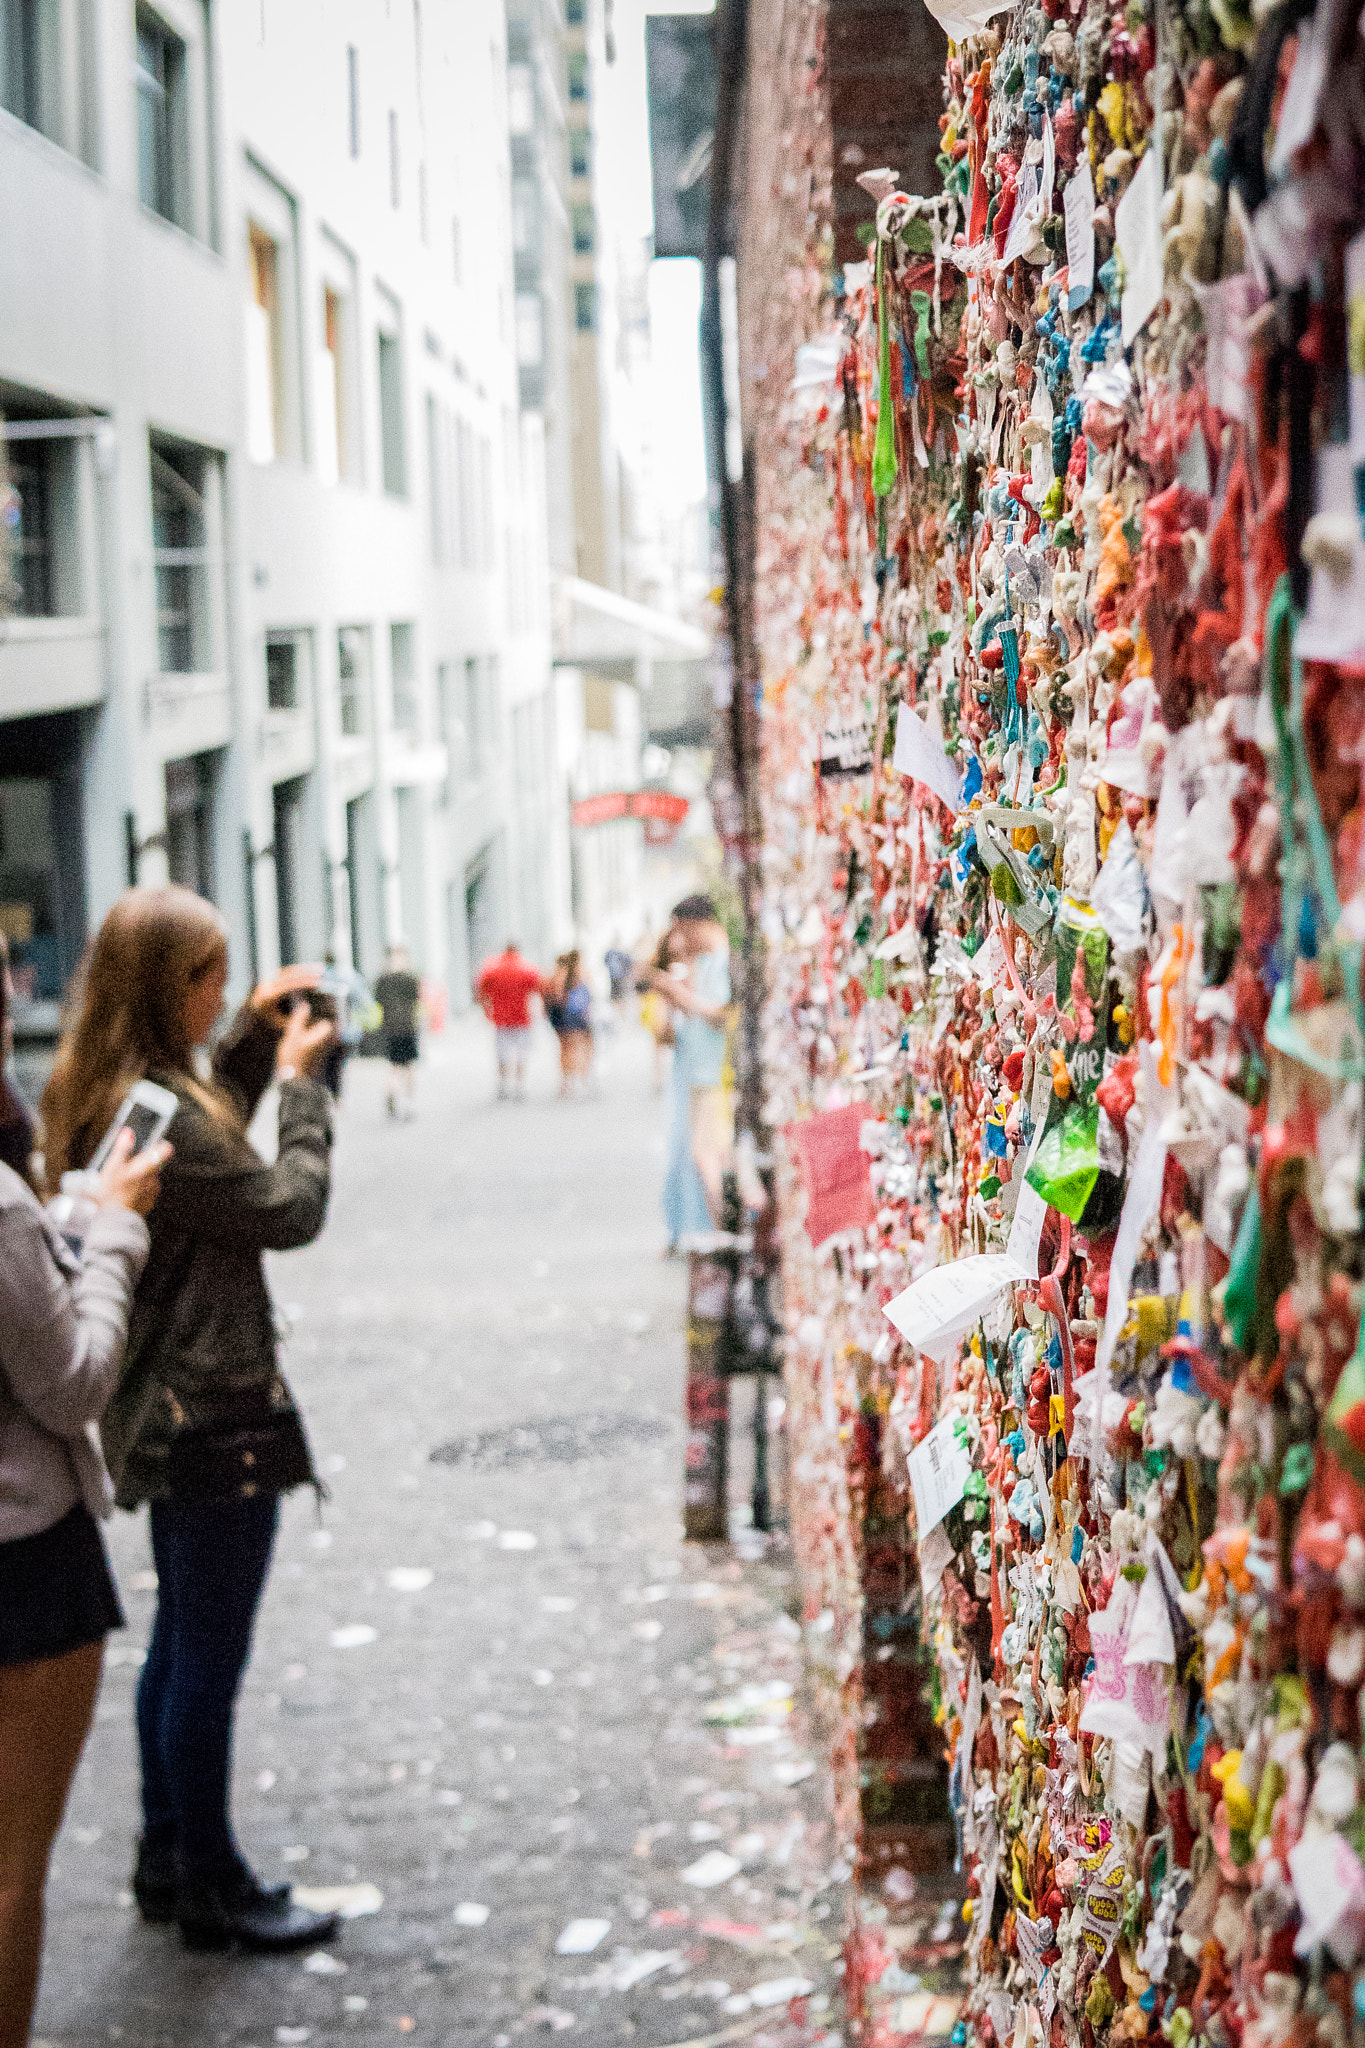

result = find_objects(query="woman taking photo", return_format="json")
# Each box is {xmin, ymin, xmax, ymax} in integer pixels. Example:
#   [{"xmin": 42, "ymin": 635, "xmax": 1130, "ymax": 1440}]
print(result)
[
  {"xmin": 42, "ymin": 885, "xmax": 340, "ymax": 1956},
  {"xmin": 0, "ymin": 970, "xmax": 167, "ymax": 2046}
]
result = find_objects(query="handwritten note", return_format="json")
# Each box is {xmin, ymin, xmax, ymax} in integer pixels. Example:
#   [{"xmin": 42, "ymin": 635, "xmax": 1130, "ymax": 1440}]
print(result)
[
  {"xmin": 906, "ymin": 1415, "xmax": 973, "ymax": 1535},
  {"xmin": 1064, "ymin": 160, "xmax": 1095, "ymax": 308}
]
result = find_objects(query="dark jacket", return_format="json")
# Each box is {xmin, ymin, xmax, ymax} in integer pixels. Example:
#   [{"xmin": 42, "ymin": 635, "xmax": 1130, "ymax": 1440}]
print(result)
[{"xmin": 102, "ymin": 1009, "xmax": 332, "ymax": 1508}]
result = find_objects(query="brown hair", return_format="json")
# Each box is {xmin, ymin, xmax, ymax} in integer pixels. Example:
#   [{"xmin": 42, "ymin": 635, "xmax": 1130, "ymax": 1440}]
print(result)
[{"xmin": 42, "ymin": 886, "xmax": 232, "ymax": 1187}]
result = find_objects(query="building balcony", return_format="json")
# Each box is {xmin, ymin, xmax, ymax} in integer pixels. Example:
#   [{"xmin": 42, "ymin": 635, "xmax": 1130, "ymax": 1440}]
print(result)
[
  {"xmin": 261, "ymin": 706, "xmax": 315, "ymax": 784},
  {"xmin": 387, "ymin": 734, "xmax": 448, "ymax": 788},
  {"xmin": 0, "ymin": 615, "xmax": 104, "ymax": 719},
  {"xmin": 143, "ymin": 671, "xmax": 231, "ymax": 760}
]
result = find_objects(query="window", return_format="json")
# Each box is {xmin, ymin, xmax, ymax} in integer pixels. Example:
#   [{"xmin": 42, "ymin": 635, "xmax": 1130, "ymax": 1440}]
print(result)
[
  {"xmin": 566, "ymin": 51, "xmax": 588, "ymax": 102},
  {"xmin": 244, "ymin": 165, "xmax": 302, "ymax": 463},
  {"xmin": 245, "ymin": 224, "xmax": 281, "ymax": 462},
  {"xmin": 164, "ymin": 752, "xmax": 217, "ymax": 900},
  {"xmin": 566, "ymin": 0, "xmax": 585, "ymax": 21},
  {"xmin": 377, "ymin": 318, "xmax": 406, "ymax": 496},
  {"xmin": 512, "ymin": 186, "xmax": 533, "ymax": 256},
  {"xmin": 150, "ymin": 439, "xmax": 212, "ymax": 673},
  {"xmin": 464, "ymin": 656, "xmax": 482, "ymax": 772},
  {"xmin": 572, "ymin": 204, "xmax": 594, "ymax": 255},
  {"xmin": 515, "ymin": 293, "xmax": 544, "ymax": 369},
  {"xmin": 0, "ymin": 0, "xmax": 95, "ymax": 158},
  {"xmin": 569, "ymin": 128, "xmax": 590, "ymax": 179},
  {"xmin": 265, "ymin": 634, "xmax": 299, "ymax": 711},
  {"xmin": 388, "ymin": 108, "xmax": 399, "ymax": 206},
  {"xmin": 5, "ymin": 441, "xmax": 53, "ymax": 616},
  {"xmin": 346, "ymin": 43, "xmax": 359, "ymax": 155},
  {"xmin": 318, "ymin": 231, "xmax": 360, "ymax": 485},
  {"xmin": 390, "ymin": 622, "xmax": 417, "ymax": 735},
  {"xmin": 337, "ymin": 625, "xmax": 369, "ymax": 738},
  {"xmin": 507, "ymin": 62, "xmax": 533, "ymax": 136},
  {"xmin": 136, "ymin": 10, "xmax": 185, "ymax": 225},
  {"xmin": 1, "ymin": 0, "xmax": 40, "ymax": 130},
  {"xmin": 574, "ymin": 282, "xmax": 597, "ymax": 332},
  {"xmin": 320, "ymin": 286, "xmax": 345, "ymax": 482}
]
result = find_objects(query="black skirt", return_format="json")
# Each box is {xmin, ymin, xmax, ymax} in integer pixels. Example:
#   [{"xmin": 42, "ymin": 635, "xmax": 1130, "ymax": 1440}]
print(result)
[{"xmin": 0, "ymin": 1503, "xmax": 125, "ymax": 1668}]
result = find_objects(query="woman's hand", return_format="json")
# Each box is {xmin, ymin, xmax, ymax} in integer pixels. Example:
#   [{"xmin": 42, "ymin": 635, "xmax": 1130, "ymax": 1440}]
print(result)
[
  {"xmin": 250, "ymin": 964, "xmax": 324, "ymax": 1032},
  {"xmin": 275, "ymin": 999, "xmax": 336, "ymax": 1080},
  {"xmin": 95, "ymin": 1127, "xmax": 172, "ymax": 1217}
]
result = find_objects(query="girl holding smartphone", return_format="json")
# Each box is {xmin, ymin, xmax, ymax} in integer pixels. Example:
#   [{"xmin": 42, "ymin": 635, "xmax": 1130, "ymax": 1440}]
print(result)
[
  {"xmin": 0, "ymin": 963, "xmax": 168, "ymax": 2047},
  {"xmin": 42, "ymin": 886, "xmax": 340, "ymax": 1955}
]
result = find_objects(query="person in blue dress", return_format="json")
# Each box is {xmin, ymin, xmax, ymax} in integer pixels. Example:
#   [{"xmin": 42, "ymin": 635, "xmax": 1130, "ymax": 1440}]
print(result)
[{"xmin": 643, "ymin": 896, "xmax": 733, "ymax": 1248}]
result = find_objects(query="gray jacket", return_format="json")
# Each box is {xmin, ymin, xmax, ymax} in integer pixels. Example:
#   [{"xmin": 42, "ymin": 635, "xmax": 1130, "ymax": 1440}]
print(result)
[{"xmin": 0, "ymin": 1163, "xmax": 150, "ymax": 1543}]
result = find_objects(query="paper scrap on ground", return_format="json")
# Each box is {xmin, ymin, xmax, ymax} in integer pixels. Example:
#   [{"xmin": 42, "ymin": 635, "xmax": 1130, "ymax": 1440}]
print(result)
[
  {"xmin": 556, "ymin": 1917, "xmax": 611, "ymax": 1953},
  {"xmin": 496, "ymin": 1529, "xmax": 537, "ymax": 1549},
  {"xmin": 386, "ymin": 1567, "xmax": 433, "ymax": 1592},
  {"xmin": 454, "ymin": 1901, "xmax": 491, "ymax": 1926},
  {"xmin": 683, "ymin": 1849, "xmax": 745, "ymax": 1887},
  {"xmin": 292, "ymin": 1883, "xmax": 382, "ymax": 1919},
  {"xmin": 328, "ymin": 1624, "xmax": 377, "ymax": 1649}
]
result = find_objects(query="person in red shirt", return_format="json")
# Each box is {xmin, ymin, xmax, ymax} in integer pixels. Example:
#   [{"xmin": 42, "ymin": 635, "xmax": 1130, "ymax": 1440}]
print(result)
[{"xmin": 475, "ymin": 943, "xmax": 543, "ymax": 1101}]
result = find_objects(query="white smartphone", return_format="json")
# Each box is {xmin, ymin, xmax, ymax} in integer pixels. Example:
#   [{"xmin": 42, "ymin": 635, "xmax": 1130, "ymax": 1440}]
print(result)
[{"xmin": 88, "ymin": 1079, "xmax": 179, "ymax": 1172}]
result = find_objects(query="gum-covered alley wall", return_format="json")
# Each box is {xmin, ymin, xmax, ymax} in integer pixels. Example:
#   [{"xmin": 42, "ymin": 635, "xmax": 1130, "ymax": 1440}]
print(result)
[{"xmin": 734, "ymin": 0, "xmax": 1365, "ymax": 2040}]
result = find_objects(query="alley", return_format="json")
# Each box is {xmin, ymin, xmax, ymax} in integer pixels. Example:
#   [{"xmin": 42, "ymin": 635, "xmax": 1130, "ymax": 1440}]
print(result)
[{"xmin": 34, "ymin": 1020, "xmax": 843, "ymax": 2048}]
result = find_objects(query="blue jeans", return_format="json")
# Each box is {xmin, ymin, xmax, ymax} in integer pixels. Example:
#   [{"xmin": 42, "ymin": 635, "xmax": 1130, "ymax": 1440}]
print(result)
[{"xmin": 136, "ymin": 1492, "xmax": 279, "ymax": 1880}]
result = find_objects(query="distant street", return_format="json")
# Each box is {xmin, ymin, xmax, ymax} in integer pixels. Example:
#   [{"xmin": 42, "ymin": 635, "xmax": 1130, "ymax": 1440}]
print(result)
[{"xmin": 35, "ymin": 1016, "xmax": 844, "ymax": 2048}]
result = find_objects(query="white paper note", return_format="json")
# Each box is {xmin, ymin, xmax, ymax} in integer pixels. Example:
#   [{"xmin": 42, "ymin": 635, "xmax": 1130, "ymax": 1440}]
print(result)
[
  {"xmin": 1095, "ymin": 1041, "xmax": 1178, "ymax": 1374},
  {"xmin": 1064, "ymin": 160, "xmax": 1095, "ymax": 305},
  {"xmin": 922, "ymin": 0, "xmax": 1011, "ymax": 41},
  {"xmin": 906, "ymin": 1415, "xmax": 974, "ymax": 1535},
  {"xmin": 919, "ymin": 1519, "xmax": 956, "ymax": 1601},
  {"xmin": 1001, "ymin": 163, "xmax": 1043, "ymax": 269},
  {"xmin": 1116, "ymin": 147, "xmax": 1164, "ymax": 348},
  {"xmin": 893, "ymin": 707, "xmax": 964, "ymax": 811}
]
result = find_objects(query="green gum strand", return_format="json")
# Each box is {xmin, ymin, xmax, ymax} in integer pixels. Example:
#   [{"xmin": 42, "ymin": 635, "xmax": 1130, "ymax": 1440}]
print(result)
[{"xmin": 873, "ymin": 241, "xmax": 898, "ymax": 501}]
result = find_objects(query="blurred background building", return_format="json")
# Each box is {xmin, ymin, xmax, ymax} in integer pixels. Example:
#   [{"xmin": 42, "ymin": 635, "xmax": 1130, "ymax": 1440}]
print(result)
[{"xmin": 0, "ymin": 0, "xmax": 713, "ymax": 1045}]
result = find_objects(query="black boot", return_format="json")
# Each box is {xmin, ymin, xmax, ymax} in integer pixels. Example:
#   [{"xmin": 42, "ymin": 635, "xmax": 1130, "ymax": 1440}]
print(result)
[
  {"xmin": 131, "ymin": 1837, "xmax": 179, "ymax": 1924},
  {"xmin": 177, "ymin": 1866, "xmax": 341, "ymax": 1953}
]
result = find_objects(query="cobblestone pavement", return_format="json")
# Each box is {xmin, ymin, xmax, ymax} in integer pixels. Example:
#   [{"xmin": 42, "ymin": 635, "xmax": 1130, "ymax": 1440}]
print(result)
[{"xmin": 34, "ymin": 1019, "xmax": 847, "ymax": 2048}]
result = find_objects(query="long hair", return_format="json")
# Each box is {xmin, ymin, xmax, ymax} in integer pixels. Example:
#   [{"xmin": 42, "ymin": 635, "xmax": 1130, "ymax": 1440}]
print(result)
[
  {"xmin": 557, "ymin": 948, "xmax": 582, "ymax": 990},
  {"xmin": 0, "ymin": 933, "xmax": 36, "ymax": 1182},
  {"xmin": 42, "ymin": 886, "xmax": 232, "ymax": 1188}
]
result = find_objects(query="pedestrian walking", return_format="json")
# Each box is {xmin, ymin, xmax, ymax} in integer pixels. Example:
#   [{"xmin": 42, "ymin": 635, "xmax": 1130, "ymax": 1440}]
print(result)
[
  {"xmin": 0, "ymin": 960, "xmax": 168, "ymax": 2048},
  {"xmin": 41, "ymin": 885, "xmax": 342, "ymax": 1956},
  {"xmin": 604, "ymin": 940, "xmax": 632, "ymax": 1012},
  {"xmin": 542, "ymin": 949, "xmax": 594, "ymax": 1099},
  {"xmin": 374, "ymin": 942, "xmax": 422, "ymax": 1121},
  {"xmin": 642, "ymin": 895, "xmax": 733, "ymax": 1229},
  {"xmin": 475, "ymin": 941, "xmax": 542, "ymax": 1101},
  {"xmin": 318, "ymin": 950, "xmax": 371, "ymax": 1101}
]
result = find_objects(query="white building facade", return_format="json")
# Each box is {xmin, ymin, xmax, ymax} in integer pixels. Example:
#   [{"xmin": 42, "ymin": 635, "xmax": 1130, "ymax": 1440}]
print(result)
[{"xmin": 0, "ymin": 0, "xmax": 571, "ymax": 1030}]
